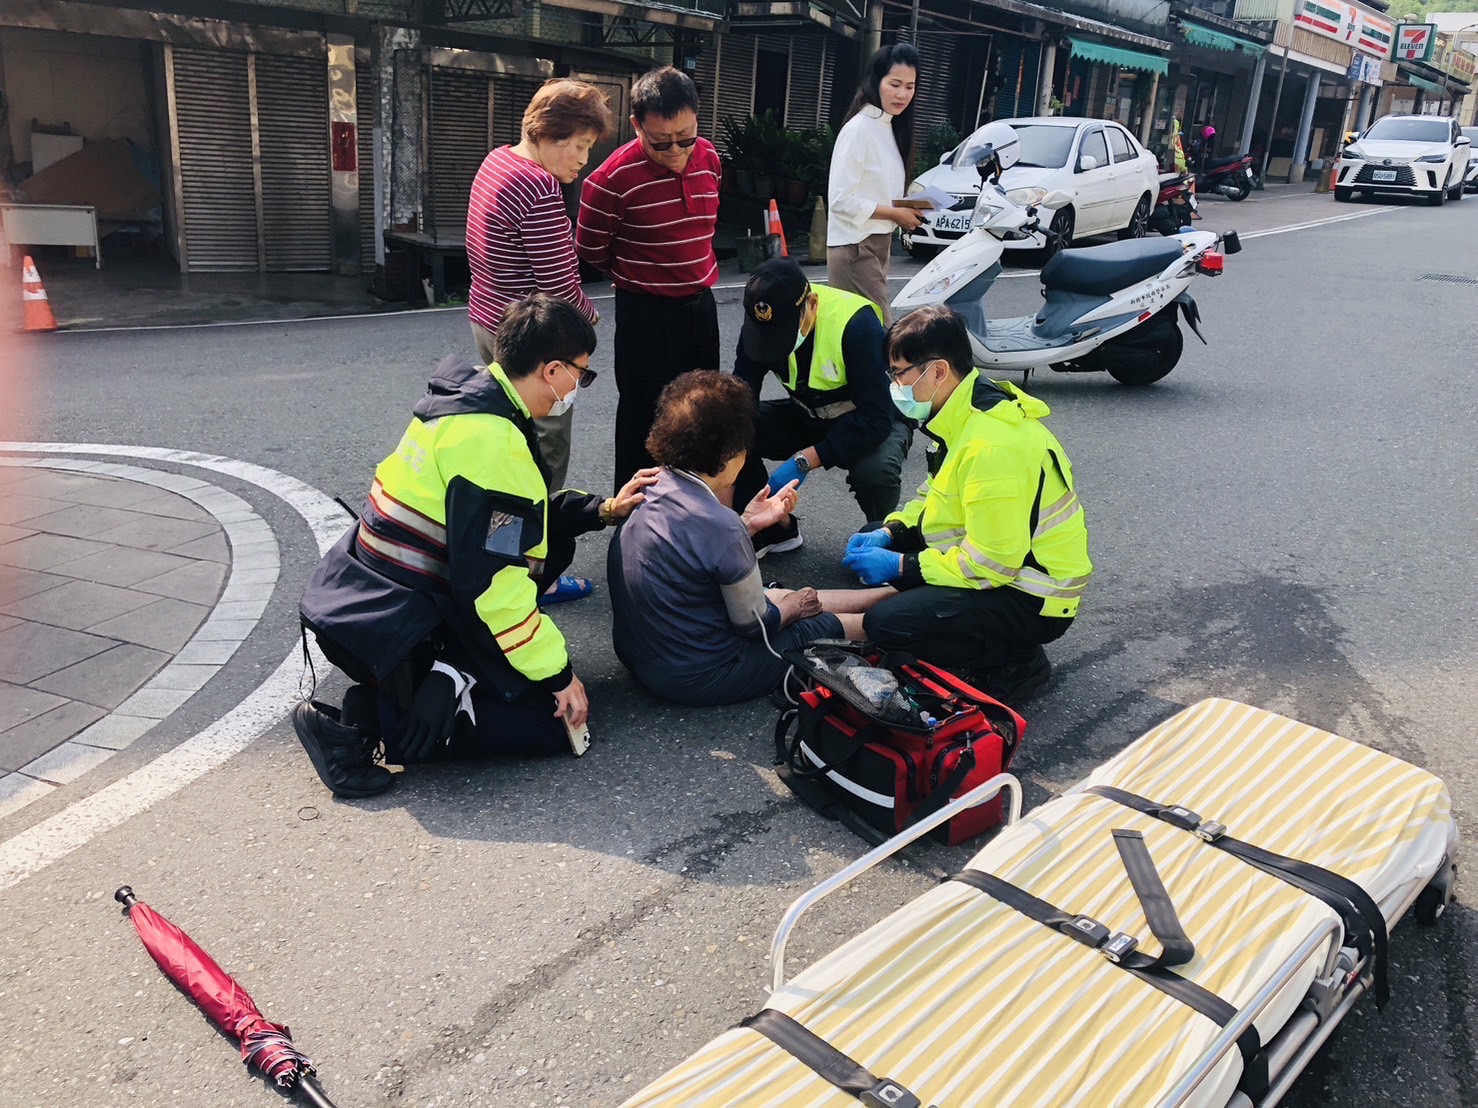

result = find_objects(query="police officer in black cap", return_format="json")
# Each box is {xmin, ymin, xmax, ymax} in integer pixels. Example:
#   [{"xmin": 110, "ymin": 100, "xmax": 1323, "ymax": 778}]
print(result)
[{"xmin": 733, "ymin": 258, "xmax": 911, "ymax": 556}]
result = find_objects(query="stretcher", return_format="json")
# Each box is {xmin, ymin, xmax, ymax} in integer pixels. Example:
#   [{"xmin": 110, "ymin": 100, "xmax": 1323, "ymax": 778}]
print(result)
[{"xmin": 621, "ymin": 698, "xmax": 1457, "ymax": 1108}]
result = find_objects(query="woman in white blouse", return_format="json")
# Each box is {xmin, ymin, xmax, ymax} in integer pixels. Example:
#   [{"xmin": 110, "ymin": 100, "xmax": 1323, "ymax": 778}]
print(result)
[{"xmin": 826, "ymin": 43, "xmax": 922, "ymax": 320}]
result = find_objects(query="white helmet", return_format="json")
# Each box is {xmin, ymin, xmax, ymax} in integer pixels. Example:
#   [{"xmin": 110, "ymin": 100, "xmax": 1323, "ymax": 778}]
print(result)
[{"xmin": 955, "ymin": 122, "xmax": 1021, "ymax": 173}]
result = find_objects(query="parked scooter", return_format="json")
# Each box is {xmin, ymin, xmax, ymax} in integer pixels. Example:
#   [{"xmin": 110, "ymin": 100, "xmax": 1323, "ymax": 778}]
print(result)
[
  {"xmin": 1149, "ymin": 172, "xmax": 1198, "ymax": 235},
  {"xmin": 1197, "ymin": 152, "xmax": 1256, "ymax": 201},
  {"xmin": 893, "ymin": 122, "xmax": 1240, "ymax": 387}
]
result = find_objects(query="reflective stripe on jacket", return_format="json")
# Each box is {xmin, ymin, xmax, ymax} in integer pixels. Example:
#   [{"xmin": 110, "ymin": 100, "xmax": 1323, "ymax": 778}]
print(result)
[
  {"xmin": 888, "ymin": 372, "xmax": 1092, "ymax": 617},
  {"xmin": 781, "ymin": 285, "xmax": 883, "ymax": 420}
]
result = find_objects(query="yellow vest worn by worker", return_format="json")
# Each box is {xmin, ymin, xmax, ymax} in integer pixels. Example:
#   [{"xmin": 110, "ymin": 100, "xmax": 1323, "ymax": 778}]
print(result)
[
  {"xmin": 780, "ymin": 285, "xmax": 884, "ymax": 420},
  {"xmin": 888, "ymin": 371, "xmax": 1092, "ymax": 617},
  {"xmin": 301, "ymin": 357, "xmax": 576, "ymax": 698}
]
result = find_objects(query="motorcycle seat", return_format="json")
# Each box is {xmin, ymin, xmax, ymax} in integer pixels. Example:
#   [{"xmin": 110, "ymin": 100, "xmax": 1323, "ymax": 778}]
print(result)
[
  {"xmin": 1040, "ymin": 238, "xmax": 1186, "ymax": 296},
  {"xmin": 1206, "ymin": 153, "xmax": 1247, "ymax": 170}
]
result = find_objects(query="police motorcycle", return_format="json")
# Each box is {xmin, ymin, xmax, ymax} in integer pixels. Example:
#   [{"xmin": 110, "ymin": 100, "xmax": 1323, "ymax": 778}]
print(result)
[{"xmin": 892, "ymin": 122, "xmax": 1240, "ymax": 387}]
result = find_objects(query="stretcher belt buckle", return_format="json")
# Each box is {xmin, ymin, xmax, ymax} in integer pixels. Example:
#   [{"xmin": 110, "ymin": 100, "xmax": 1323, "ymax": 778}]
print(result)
[
  {"xmin": 1195, "ymin": 819, "xmax": 1227, "ymax": 842},
  {"xmin": 860, "ymin": 1079, "xmax": 922, "ymax": 1108},
  {"xmin": 1163, "ymin": 805, "xmax": 1201, "ymax": 831},
  {"xmin": 1101, "ymin": 931, "xmax": 1140, "ymax": 964},
  {"xmin": 1064, "ymin": 915, "xmax": 1111, "ymax": 949}
]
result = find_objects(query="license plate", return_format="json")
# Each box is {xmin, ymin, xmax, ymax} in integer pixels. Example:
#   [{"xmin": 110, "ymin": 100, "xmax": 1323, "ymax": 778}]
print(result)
[
  {"xmin": 930, "ymin": 211, "xmax": 973, "ymax": 234},
  {"xmin": 1373, "ymin": 169, "xmax": 1398, "ymax": 182}
]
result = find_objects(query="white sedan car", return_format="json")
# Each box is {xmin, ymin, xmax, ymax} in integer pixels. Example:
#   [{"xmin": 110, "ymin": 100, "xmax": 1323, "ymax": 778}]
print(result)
[
  {"xmin": 1464, "ymin": 127, "xmax": 1478, "ymax": 191},
  {"xmin": 1335, "ymin": 115, "xmax": 1472, "ymax": 206},
  {"xmin": 902, "ymin": 116, "xmax": 1161, "ymax": 257}
]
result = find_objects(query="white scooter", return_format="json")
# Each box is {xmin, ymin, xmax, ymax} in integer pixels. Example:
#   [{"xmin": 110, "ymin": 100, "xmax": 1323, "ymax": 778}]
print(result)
[{"xmin": 893, "ymin": 122, "xmax": 1240, "ymax": 386}]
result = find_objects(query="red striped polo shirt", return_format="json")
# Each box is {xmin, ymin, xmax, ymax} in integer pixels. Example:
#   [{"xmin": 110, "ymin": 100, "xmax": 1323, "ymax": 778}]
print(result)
[
  {"xmin": 466, "ymin": 145, "xmax": 596, "ymax": 333},
  {"xmin": 576, "ymin": 137, "xmax": 721, "ymax": 298}
]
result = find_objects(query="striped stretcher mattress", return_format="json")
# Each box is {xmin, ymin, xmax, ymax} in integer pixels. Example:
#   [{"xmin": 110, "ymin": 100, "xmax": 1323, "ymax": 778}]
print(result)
[{"xmin": 622, "ymin": 698, "xmax": 1454, "ymax": 1108}]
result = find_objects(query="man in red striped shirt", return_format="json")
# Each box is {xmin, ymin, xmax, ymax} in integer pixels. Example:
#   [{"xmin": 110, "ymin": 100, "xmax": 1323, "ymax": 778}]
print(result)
[{"xmin": 577, "ymin": 66, "xmax": 722, "ymax": 490}]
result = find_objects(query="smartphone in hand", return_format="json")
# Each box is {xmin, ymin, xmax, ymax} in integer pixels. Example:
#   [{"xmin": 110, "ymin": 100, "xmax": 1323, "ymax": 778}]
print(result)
[{"xmin": 565, "ymin": 717, "xmax": 591, "ymax": 757}]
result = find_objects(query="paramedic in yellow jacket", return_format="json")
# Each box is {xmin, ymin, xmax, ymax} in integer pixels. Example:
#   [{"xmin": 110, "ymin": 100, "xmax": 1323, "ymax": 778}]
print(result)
[
  {"xmin": 294, "ymin": 294, "xmax": 658, "ymax": 798},
  {"xmin": 841, "ymin": 305, "xmax": 1092, "ymax": 706}
]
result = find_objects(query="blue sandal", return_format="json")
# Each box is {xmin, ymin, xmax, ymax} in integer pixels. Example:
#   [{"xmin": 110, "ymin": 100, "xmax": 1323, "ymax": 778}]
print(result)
[{"xmin": 539, "ymin": 574, "xmax": 594, "ymax": 606}]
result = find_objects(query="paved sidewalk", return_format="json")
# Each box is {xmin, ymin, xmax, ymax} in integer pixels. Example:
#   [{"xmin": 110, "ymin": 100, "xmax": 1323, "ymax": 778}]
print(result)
[{"xmin": 0, "ymin": 459, "xmax": 272, "ymax": 818}]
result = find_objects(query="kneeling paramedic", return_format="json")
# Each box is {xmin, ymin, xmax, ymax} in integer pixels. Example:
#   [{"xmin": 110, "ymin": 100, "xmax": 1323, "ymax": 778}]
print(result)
[
  {"xmin": 295, "ymin": 294, "xmax": 657, "ymax": 797},
  {"xmin": 842, "ymin": 305, "xmax": 1092, "ymax": 706},
  {"xmin": 731, "ymin": 258, "xmax": 911, "ymax": 556}
]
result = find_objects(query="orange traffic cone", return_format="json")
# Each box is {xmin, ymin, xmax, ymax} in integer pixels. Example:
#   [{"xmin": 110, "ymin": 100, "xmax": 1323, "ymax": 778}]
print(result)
[
  {"xmin": 767, "ymin": 199, "xmax": 789, "ymax": 258},
  {"xmin": 20, "ymin": 256, "xmax": 58, "ymax": 333}
]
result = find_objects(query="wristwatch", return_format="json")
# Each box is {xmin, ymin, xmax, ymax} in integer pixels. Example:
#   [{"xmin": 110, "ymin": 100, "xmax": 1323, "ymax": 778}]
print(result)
[{"xmin": 792, "ymin": 454, "xmax": 812, "ymax": 475}]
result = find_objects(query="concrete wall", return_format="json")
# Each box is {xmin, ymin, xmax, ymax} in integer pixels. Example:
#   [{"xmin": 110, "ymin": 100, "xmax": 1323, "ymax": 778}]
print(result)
[{"xmin": 1, "ymin": 27, "xmax": 152, "ymax": 169}]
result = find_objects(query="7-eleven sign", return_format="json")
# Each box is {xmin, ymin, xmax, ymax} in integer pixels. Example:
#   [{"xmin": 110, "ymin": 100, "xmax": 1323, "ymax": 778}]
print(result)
[{"xmin": 1395, "ymin": 23, "xmax": 1435, "ymax": 62}]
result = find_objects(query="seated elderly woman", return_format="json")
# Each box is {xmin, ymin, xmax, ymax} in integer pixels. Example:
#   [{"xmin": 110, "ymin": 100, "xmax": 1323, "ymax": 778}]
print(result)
[{"xmin": 609, "ymin": 371, "xmax": 887, "ymax": 705}]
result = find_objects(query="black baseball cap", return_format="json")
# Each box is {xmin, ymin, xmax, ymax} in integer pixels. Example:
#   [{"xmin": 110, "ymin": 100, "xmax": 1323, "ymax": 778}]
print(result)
[{"xmin": 741, "ymin": 259, "xmax": 811, "ymax": 365}]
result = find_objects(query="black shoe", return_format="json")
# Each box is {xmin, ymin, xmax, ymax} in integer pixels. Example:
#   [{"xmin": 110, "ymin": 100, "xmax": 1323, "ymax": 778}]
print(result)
[
  {"xmin": 293, "ymin": 700, "xmax": 394, "ymax": 799},
  {"xmin": 754, "ymin": 516, "xmax": 804, "ymax": 558},
  {"xmin": 965, "ymin": 646, "xmax": 1053, "ymax": 708}
]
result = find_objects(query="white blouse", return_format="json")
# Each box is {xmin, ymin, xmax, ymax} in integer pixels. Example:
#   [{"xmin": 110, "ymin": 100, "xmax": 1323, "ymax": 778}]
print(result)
[{"xmin": 827, "ymin": 104, "xmax": 906, "ymax": 246}]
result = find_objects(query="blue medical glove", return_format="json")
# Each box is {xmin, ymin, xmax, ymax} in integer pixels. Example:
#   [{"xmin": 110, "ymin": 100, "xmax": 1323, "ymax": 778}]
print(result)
[
  {"xmin": 843, "ymin": 546, "xmax": 904, "ymax": 586},
  {"xmin": 766, "ymin": 458, "xmax": 808, "ymax": 493},
  {"xmin": 846, "ymin": 528, "xmax": 892, "ymax": 553}
]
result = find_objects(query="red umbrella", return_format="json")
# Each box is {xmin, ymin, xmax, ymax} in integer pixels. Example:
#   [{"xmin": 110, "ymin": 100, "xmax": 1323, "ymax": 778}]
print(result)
[{"xmin": 115, "ymin": 886, "xmax": 338, "ymax": 1107}]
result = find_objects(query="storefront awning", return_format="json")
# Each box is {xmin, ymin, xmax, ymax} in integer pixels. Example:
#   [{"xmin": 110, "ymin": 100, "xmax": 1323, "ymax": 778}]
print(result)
[
  {"xmin": 1406, "ymin": 74, "xmax": 1447, "ymax": 95},
  {"xmin": 1065, "ymin": 37, "xmax": 1169, "ymax": 75},
  {"xmin": 1182, "ymin": 22, "xmax": 1267, "ymax": 56}
]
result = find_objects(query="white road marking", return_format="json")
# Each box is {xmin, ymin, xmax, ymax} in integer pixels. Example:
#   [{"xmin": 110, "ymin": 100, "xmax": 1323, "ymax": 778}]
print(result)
[
  {"xmin": 0, "ymin": 443, "xmax": 345, "ymax": 891},
  {"xmin": 1238, "ymin": 207, "xmax": 1399, "ymax": 240}
]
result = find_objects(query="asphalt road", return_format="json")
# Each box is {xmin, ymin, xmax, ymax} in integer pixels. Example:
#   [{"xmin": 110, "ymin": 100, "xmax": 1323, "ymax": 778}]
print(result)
[{"xmin": 2, "ymin": 191, "xmax": 1476, "ymax": 1107}]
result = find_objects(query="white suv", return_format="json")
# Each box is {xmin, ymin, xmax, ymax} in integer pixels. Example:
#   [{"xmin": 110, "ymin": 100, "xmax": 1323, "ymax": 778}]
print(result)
[{"xmin": 1336, "ymin": 115, "xmax": 1472, "ymax": 206}]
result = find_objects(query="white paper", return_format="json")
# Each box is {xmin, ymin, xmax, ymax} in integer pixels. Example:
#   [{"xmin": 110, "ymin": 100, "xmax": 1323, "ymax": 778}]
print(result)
[{"xmin": 899, "ymin": 184, "xmax": 958, "ymax": 210}]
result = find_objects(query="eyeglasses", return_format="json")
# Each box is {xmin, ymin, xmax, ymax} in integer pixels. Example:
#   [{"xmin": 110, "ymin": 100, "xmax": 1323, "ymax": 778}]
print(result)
[
  {"xmin": 557, "ymin": 359, "xmax": 598, "ymax": 389},
  {"xmin": 885, "ymin": 360, "xmax": 933, "ymax": 385},
  {"xmin": 640, "ymin": 127, "xmax": 699, "ymax": 152}
]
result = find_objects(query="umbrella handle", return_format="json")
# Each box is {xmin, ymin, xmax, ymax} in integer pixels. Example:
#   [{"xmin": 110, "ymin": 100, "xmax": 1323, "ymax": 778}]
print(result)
[
  {"xmin": 295, "ymin": 1074, "xmax": 339, "ymax": 1108},
  {"xmin": 115, "ymin": 886, "xmax": 138, "ymax": 910}
]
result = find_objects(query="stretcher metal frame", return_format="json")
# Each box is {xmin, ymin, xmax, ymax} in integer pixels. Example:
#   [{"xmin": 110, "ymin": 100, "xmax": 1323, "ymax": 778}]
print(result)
[{"xmin": 767, "ymin": 775, "xmax": 1458, "ymax": 1108}]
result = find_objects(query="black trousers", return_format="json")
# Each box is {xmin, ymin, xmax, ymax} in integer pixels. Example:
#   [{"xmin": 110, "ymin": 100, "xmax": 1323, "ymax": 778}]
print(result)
[
  {"xmin": 612, "ymin": 287, "xmax": 720, "ymax": 491},
  {"xmin": 862, "ymin": 583, "xmax": 1072, "ymax": 672},
  {"xmin": 733, "ymin": 400, "xmax": 912, "ymax": 524},
  {"xmin": 373, "ymin": 526, "xmax": 581, "ymax": 764}
]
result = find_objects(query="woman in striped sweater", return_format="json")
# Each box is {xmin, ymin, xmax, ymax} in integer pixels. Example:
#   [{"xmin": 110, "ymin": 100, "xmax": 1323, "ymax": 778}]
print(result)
[{"xmin": 467, "ymin": 79, "xmax": 614, "ymax": 603}]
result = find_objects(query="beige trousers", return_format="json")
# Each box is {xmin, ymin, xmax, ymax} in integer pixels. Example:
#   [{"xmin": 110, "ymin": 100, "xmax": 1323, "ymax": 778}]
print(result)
[
  {"xmin": 827, "ymin": 232, "xmax": 895, "ymax": 323},
  {"xmin": 471, "ymin": 320, "xmax": 573, "ymax": 491}
]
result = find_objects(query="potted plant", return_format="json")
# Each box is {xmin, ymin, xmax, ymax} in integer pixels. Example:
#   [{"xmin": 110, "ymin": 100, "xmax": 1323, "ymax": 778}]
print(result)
[
  {"xmin": 719, "ymin": 115, "xmax": 759, "ymax": 196},
  {"xmin": 749, "ymin": 111, "xmax": 789, "ymax": 201}
]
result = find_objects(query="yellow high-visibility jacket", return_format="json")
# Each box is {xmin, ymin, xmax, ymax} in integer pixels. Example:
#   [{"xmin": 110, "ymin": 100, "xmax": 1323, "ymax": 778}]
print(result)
[{"xmin": 887, "ymin": 371, "xmax": 1092, "ymax": 618}]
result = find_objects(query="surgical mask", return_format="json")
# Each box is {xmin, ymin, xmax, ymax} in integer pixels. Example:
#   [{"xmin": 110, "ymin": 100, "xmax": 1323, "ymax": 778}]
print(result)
[
  {"xmin": 547, "ymin": 366, "xmax": 579, "ymax": 417},
  {"xmin": 890, "ymin": 370, "xmax": 940, "ymax": 421},
  {"xmin": 792, "ymin": 324, "xmax": 809, "ymax": 353}
]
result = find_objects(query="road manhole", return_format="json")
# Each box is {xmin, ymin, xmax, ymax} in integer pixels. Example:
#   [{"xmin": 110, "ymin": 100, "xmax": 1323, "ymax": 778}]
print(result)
[{"xmin": 1418, "ymin": 273, "xmax": 1478, "ymax": 285}]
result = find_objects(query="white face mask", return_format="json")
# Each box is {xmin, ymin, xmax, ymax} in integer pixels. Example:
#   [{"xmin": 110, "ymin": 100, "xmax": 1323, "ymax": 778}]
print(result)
[
  {"xmin": 792, "ymin": 324, "xmax": 809, "ymax": 353},
  {"xmin": 546, "ymin": 365, "xmax": 580, "ymax": 417}
]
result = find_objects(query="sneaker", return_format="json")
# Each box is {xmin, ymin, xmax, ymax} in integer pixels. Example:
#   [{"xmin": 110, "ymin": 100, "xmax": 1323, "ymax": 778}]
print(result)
[
  {"xmin": 292, "ymin": 700, "xmax": 394, "ymax": 799},
  {"xmin": 754, "ymin": 516, "xmax": 804, "ymax": 559},
  {"xmin": 340, "ymin": 683, "xmax": 382, "ymax": 737},
  {"xmin": 965, "ymin": 646, "xmax": 1053, "ymax": 708}
]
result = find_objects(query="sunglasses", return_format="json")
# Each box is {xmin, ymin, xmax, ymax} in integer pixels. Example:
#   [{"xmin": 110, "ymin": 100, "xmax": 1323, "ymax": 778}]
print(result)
[
  {"xmin": 640, "ymin": 127, "xmax": 699, "ymax": 152},
  {"xmin": 557, "ymin": 359, "xmax": 598, "ymax": 389}
]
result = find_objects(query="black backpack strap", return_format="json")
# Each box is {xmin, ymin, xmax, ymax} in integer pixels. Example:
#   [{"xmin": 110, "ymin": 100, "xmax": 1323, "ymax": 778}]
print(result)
[
  {"xmin": 1084, "ymin": 784, "xmax": 1390, "ymax": 1009},
  {"xmin": 741, "ymin": 1009, "xmax": 931, "ymax": 1108},
  {"xmin": 949, "ymin": 864, "xmax": 1267, "ymax": 1098}
]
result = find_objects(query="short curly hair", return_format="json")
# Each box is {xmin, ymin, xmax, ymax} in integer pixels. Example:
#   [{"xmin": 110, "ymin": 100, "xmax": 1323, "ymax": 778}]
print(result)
[
  {"xmin": 521, "ymin": 79, "xmax": 615, "ymax": 145},
  {"xmin": 645, "ymin": 371, "xmax": 755, "ymax": 475}
]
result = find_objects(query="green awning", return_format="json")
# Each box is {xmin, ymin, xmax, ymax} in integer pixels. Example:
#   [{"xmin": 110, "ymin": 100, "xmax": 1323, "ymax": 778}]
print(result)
[
  {"xmin": 1182, "ymin": 22, "xmax": 1267, "ymax": 57},
  {"xmin": 1407, "ymin": 74, "xmax": 1446, "ymax": 95},
  {"xmin": 1065, "ymin": 37, "xmax": 1169, "ymax": 75}
]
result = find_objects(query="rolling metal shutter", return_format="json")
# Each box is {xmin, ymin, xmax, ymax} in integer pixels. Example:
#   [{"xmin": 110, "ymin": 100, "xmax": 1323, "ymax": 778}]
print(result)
[
  {"xmin": 787, "ymin": 33, "xmax": 825, "ymax": 128},
  {"xmin": 491, "ymin": 74, "xmax": 545, "ymax": 148},
  {"xmin": 993, "ymin": 38, "xmax": 1042, "ymax": 120},
  {"xmin": 357, "ymin": 62, "xmax": 377, "ymax": 273},
  {"xmin": 257, "ymin": 54, "xmax": 332, "ymax": 271},
  {"xmin": 171, "ymin": 48, "xmax": 259, "ymax": 272},
  {"xmin": 428, "ymin": 67, "xmax": 491, "ymax": 236},
  {"xmin": 911, "ymin": 32, "xmax": 958, "ymax": 141},
  {"xmin": 818, "ymin": 34, "xmax": 836, "ymax": 128},
  {"xmin": 715, "ymin": 36, "xmax": 757, "ymax": 129}
]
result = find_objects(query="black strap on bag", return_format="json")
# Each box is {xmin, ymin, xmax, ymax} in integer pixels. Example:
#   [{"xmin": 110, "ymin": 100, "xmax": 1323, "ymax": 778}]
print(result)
[
  {"xmin": 949, "ymin": 841, "xmax": 1269, "ymax": 1098},
  {"xmin": 1084, "ymin": 784, "xmax": 1390, "ymax": 1009},
  {"xmin": 741, "ymin": 1009, "xmax": 934, "ymax": 1108}
]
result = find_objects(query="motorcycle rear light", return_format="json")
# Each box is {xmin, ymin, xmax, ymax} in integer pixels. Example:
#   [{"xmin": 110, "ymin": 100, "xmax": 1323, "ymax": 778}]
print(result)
[{"xmin": 1196, "ymin": 251, "xmax": 1225, "ymax": 275}]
